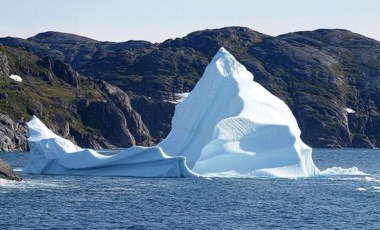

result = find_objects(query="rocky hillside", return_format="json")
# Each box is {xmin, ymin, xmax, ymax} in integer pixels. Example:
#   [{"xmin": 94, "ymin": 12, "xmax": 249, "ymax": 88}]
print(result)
[
  {"xmin": 0, "ymin": 45, "xmax": 156, "ymax": 151},
  {"xmin": 0, "ymin": 27, "xmax": 379, "ymax": 149}
]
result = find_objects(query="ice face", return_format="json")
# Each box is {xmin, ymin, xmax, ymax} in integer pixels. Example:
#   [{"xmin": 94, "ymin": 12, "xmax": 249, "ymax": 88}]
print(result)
[
  {"xmin": 159, "ymin": 47, "xmax": 320, "ymax": 177},
  {"xmin": 24, "ymin": 47, "xmax": 319, "ymax": 178}
]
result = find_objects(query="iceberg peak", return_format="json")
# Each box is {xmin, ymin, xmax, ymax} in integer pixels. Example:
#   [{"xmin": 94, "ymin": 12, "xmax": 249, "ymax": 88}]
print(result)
[
  {"xmin": 27, "ymin": 116, "xmax": 58, "ymax": 142},
  {"xmin": 208, "ymin": 47, "xmax": 253, "ymax": 81},
  {"xmin": 214, "ymin": 47, "xmax": 233, "ymax": 60}
]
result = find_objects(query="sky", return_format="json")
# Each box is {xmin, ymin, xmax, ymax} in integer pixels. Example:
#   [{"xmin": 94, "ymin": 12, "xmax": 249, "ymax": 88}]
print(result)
[{"xmin": 0, "ymin": 0, "xmax": 379, "ymax": 42}]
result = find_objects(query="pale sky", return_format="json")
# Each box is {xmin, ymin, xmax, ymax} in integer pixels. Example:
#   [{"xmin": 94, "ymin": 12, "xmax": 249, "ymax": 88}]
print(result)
[{"xmin": 0, "ymin": 0, "xmax": 379, "ymax": 42}]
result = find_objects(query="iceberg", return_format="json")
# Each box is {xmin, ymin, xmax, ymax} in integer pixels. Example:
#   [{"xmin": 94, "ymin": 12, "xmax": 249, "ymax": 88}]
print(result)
[
  {"xmin": 23, "ymin": 47, "xmax": 320, "ymax": 178},
  {"xmin": 24, "ymin": 116, "xmax": 196, "ymax": 177},
  {"xmin": 159, "ymin": 47, "xmax": 319, "ymax": 177}
]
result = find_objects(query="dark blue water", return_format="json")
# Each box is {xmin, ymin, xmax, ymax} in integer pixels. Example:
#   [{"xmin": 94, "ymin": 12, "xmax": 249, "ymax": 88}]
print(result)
[{"xmin": 1, "ymin": 149, "xmax": 380, "ymax": 229}]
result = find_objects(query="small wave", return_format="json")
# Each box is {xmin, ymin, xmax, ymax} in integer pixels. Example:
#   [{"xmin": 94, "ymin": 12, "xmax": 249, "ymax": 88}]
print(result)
[
  {"xmin": 202, "ymin": 171, "xmax": 245, "ymax": 178},
  {"xmin": 0, "ymin": 178, "xmax": 10, "ymax": 185},
  {"xmin": 203, "ymin": 167, "xmax": 368, "ymax": 178},
  {"xmin": 0, "ymin": 178, "xmax": 22, "ymax": 187},
  {"xmin": 0, "ymin": 177, "xmax": 66, "ymax": 190},
  {"xmin": 201, "ymin": 171, "xmax": 300, "ymax": 179},
  {"xmin": 354, "ymin": 186, "xmax": 380, "ymax": 193},
  {"xmin": 14, "ymin": 168, "xmax": 23, "ymax": 172},
  {"xmin": 318, "ymin": 166, "xmax": 366, "ymax": 176}
]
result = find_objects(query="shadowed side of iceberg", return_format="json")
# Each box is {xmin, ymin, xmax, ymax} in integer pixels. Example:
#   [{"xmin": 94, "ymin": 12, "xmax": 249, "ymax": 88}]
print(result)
[{"xmin": 23, "ymin": 116, "xmax": 197, "ymax": 177}]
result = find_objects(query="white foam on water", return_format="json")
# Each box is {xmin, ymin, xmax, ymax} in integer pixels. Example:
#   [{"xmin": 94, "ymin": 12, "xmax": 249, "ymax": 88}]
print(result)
[
  {"xmin": 0, "ymin": 177, "xmax": 66, "ymax": 191},
  {"xmin": 0, "ymin": 178, "xmax": 12, "ymax": 186},
  {"xmin": 202, "ymin": 166, "xmax": 368, "ymax": 178},
  {"xmin": 202, "ymin": 171, "xmax": 248, "ymax": 178},
  {"xmin": 318, "ymin": 166, "xmax": 367, "ymax": 176},
  {"xmin": 356, "ymin": 186, "xmax": 380, "ymax": 193}
]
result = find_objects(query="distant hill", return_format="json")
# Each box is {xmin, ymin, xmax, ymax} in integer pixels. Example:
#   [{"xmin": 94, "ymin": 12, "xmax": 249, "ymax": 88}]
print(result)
[{"xmin": 1, "ymin": 26, "xmax": 379, "ymax": 150}]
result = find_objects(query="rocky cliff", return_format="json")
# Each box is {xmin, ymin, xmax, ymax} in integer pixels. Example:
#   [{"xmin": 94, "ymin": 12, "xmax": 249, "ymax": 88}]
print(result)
[
  {"xmin": 0, "ymin": 113, "xmax": 27, "ymax": 151},
  {"xmin": 0, "ymin": 158, "xmax": 22, "ymax": 181},
  {"xmin": 0, "ymin": 45, "xmax": 154, "ymax": 151},
  {"xmin": 0, "ymin": 27, "xmax": 379, "ymax": 149}
]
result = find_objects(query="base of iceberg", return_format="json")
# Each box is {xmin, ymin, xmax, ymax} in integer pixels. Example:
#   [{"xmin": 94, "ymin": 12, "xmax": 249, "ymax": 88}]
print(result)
[{"xmin": 23, "ymin": 47, "xmax": 321, "ymax": 178}]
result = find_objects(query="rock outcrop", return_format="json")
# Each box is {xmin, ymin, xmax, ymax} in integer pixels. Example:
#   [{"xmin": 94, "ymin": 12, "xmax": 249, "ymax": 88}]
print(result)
[
  {"xmin": 0, "ymin": 51, "xmax": 10, "ymax": 77},
  {"xmin": 0, "ymin": 113, "xmax": 27, "ymax": 152},
  {"xmin": 0, "ymin": 158, "xmax": 22, "ymax": 181}
]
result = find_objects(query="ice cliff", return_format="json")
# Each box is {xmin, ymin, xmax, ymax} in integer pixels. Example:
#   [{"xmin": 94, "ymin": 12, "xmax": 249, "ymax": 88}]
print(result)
[{"xmin": 23, "ymin": 47, "xmax": 320, "ymax": 177}]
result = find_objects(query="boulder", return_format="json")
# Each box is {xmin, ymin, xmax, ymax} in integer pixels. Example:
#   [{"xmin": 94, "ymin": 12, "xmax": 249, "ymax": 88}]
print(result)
[{"xmin": 0, "ymin": 158, "xmax": 22, "ymax": 181}]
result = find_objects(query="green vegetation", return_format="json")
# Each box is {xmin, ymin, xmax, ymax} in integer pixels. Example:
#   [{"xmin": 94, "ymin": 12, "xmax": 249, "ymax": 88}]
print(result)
[{"xmin": 0, "ymin": 45, "xmax": 110, "ymax": 138}]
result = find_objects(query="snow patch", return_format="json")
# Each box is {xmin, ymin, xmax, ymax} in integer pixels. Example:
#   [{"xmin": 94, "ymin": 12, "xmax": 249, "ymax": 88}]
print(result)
[
  {"xmin": 164, "ymin": 93, "xmax": 190, "ymax": 104},
  {"xmin": 9, "ymin": 74, "xmax": 22, "ymax": 82},
  {"xmin": 174, "ymin": 93, "xmax": 189, "ymax": 103}
]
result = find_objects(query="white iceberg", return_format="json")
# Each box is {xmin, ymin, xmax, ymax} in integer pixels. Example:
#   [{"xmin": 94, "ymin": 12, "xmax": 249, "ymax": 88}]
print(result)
[
  {"xmin": 23, "ymin": 47, "xmax": 320, "ymax": 178},
  {"xmin": 24, "ymin": 116, "xmax": 196, "ymax": 177},
  {"xmin": 9, "ymin": 74, "xmax": 22, "ymax": 82},
  {"xmin": 159, "ymin": 47, "xmax": 319, "ymax": 177}
]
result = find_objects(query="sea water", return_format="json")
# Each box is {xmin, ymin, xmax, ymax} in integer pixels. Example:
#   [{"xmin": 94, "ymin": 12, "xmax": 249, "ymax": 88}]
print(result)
[{"xmin": 1, "ymin": 149, "xmax": 380, "ymax": 229}]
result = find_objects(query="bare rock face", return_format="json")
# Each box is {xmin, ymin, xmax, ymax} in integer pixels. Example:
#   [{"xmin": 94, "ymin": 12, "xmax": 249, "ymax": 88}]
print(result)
[
  {"xmin": 0, "ymin": 113, "xmax": 27, "ymax": 152},
  {"xmin": 0, "ymin": 158, "xmax": 22, "ymax": 181},
  {"xmin": 76, "ymin": 81, "xmax": 154, "ymax": 147},
  {"xmin": 38, "ymin": 57, "xmax": 79, "ymax": 88},
  {"xmin": 99, "ymin": 81, "xmax": 154, "ymax": 146},
  {"xmin": 0, "ymin": 51, "xmax": 11, "ymax": 77}
]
